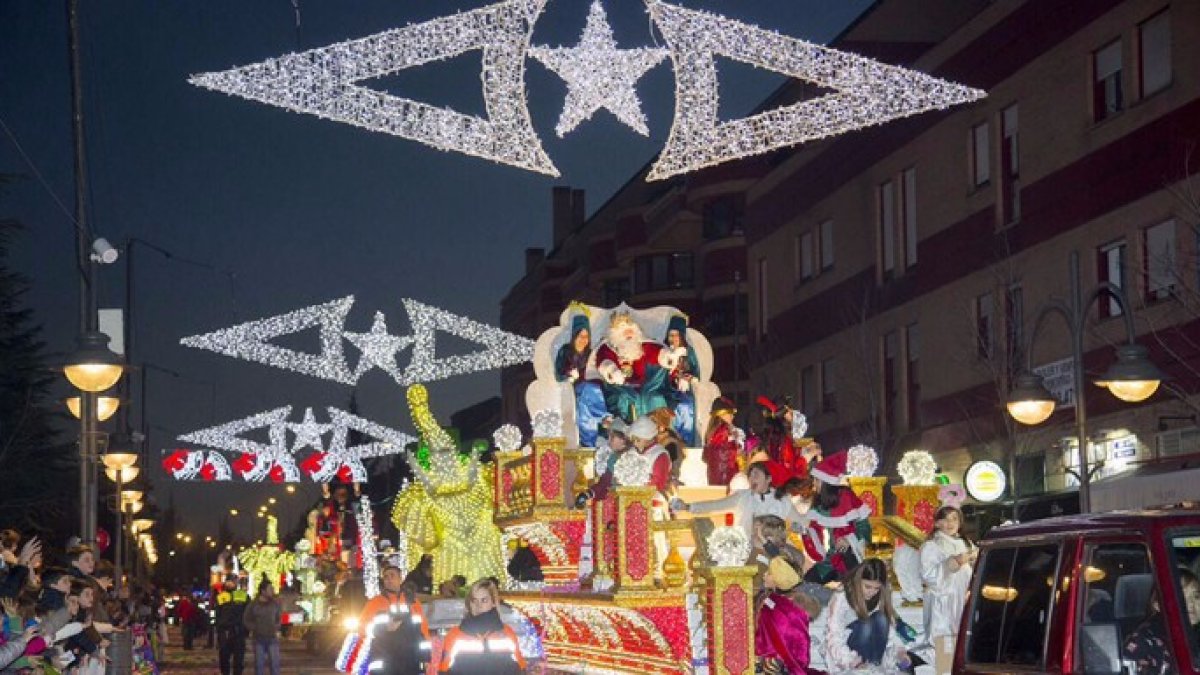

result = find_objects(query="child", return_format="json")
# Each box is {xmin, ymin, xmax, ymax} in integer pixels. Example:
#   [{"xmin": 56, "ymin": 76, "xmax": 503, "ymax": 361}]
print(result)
[
  {"xmin": 675, "ymin": 462, "xmax": 806, "ymax": 541},
  {"xmin": 756, "ymin": 556, "xmax": 812, "ymax": 674},
  {"xmin": 920, "ymin": 506, "xmax": 976, "ymax": 672},
  {"xmin": 822, "ymin": 559, "xmax": 911, "ymax": 674},
  {"xmin": 797, "ymin": 452, "xmax": 873, "ymax": 583},
  {"xmin": 703, "ymin": 397, "xmax": 744, "ymax": 486}
]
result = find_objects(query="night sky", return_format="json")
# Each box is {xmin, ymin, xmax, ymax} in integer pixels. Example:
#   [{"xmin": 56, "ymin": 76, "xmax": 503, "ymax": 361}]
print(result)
[{"xmin": 0, "ymin": 0, "xmax": 872, "ymax": 538}]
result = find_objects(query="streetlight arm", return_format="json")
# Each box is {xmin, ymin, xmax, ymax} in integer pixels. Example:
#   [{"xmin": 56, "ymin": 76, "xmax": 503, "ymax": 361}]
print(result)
[
  {"xmin": 126, "ymin": 237, "xmax": 215, "ymax": 272},
  {"xmin": 1023, "ymin": 299, "xmax": 1075, "ymax": 372},
  {"xmin": 1082, "ymin": 281, "xmax": 1141, "ymax": 346}
]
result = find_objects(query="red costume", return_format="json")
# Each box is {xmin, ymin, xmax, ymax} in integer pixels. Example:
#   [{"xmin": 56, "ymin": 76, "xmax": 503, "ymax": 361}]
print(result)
[
  {"xmin": 800, "ymin": 452, "xmax": 873, "ymax": 581},
  {"xmin": 703, "ymin": 422, "xmax": 742, "ymax": 486},
  {"xmin": 756, "ymin": 592, "xmax": 812, "ymax": 674},
  {"xmin": 595, "ymin": 342, "xmax": 664, "ymax": 385}
]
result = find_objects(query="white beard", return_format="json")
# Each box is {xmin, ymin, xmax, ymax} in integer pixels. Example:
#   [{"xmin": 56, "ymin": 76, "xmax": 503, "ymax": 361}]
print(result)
[{"xmin": 610, "ymin": 333, "xmax": 644, "ymax": 362}]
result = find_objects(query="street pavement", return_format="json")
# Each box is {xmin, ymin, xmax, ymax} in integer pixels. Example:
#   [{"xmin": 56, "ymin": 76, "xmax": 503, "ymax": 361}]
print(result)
[{"xmin": 158, "ymin": 627, "xmax": 340, "ymax": 675}]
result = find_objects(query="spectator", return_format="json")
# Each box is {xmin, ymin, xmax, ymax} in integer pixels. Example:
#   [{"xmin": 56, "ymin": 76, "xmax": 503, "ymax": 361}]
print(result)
[
  {"xmin": 66, "ymin": 544, "xmax": 109, "ymax": 623},
  {"xmin": 177, "ymin": 589, "xmax": 199, "ymax": 650},
  {"xmin": 242, "ymin": 581, "xmax": 282, "ymax": 675}
]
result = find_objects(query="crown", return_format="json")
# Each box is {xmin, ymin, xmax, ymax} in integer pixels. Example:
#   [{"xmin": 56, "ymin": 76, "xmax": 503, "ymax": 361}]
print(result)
[
  {"xmin": 609, "ymin": 310, "xmax": 636, "ymax": 328},
  {"xmin": 567, "ymin": 300, "xmax": 592, "ymax": 319}
]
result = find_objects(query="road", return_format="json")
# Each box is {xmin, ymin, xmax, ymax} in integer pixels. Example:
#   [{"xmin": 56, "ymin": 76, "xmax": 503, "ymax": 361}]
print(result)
[{"xmin": 158, "ymin": 627, "xmax": 341, "ymax": 675}]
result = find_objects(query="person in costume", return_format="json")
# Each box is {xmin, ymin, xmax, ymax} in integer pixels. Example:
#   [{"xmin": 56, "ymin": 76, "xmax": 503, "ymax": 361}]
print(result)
[
  {"xmin": 661, "ymin": 314, "xmax": 700, "ymax": 445},
  {"xmin": 757, "ymin": 396, "xmax": 801, "ymax": 475},
  {"xmin": 675, "ymin": 461, "xmax": 806, "ymax": 541},
  {"xmin": 613, "ymin": 416, "xmax": 674, "ymax": 578},
  {"xmin": 357, "ymin": 566, "xmax": 431, "ymax": 675},
  {"xmin": 316, "ymin": 483, "xmax": 360, "ymax": 565},
  {"xmin": 703, "ymin": 397, "xmax": 744, "ymax": 486},
  {"xmin": 798, "ymin": 452, "xmax": 873, "ymax": 583},
  {"xmin": 439, "ymin": 579, "xmax": 525, "ymax": 675},
  {"xmin": 756, "ymin": 556, "xmax": 813, "ymax": 675},
  {"xmin": 822, "ymin": 559, "xmax": 912, "ymax": 674},
  {"xmin": 575, "ymin": 419, "xmax": 631, "ymax": 505},
  {"xmin": 594, "ymin": 312, "xmax": 671, "ymax": 422},
  {"xmin": 919, "ymin": 506, "xmax": 976, "ymax": 670},
  {"xmin": 554, "ymin": 309, "xmax": 608, "ymax": 447}
]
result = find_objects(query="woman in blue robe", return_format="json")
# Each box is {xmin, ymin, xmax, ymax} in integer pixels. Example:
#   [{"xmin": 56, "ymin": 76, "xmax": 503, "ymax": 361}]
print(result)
[{"xmin": 555, "ymin": 313, "xmax": 608, "ymax": 447}]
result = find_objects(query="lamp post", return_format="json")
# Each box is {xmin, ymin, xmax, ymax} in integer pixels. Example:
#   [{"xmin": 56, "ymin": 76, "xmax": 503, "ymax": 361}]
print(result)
[
  {"xmin": 102, "ymin": 450, "xmax": 138, "ymax": 592},
  {"xmin": 1005, "ymin": 251, "xmax": 1164, "ymax": 513}
]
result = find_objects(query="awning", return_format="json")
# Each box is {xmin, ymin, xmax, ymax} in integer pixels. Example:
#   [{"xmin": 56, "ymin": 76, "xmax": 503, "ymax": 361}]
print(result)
[{"xmin": 1090, "ymin": 457, "xmax": 1200, "ymax": 512}]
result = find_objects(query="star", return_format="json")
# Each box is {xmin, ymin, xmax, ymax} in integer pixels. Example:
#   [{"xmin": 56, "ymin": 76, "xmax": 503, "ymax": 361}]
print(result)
[
  {"xmin": 529, "ymin": 1, "xmax": 667, "ymax": 137},
  {"xmin": 345, "ymin": 311, "xmax": 413, "ymax": 381},
  {"xmin": 288, "ymin": 408, "xmax": 332, "ymax": 453}
]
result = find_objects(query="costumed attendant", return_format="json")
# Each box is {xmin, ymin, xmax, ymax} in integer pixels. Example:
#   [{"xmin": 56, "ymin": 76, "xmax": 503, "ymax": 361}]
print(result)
[
  {"xmin": 757, "ymin": 396, "xmax": 801, "ymax": 474},
  {"xmin": 439, "ymin": 579, "xmax": 525, "ymax": 675},
  {"xmin": 675, "ymin": 462, "xmax": 806, "ymax": 541},
  {"xmin": 356, "ymin": 567, "xmax": 431, "ymax": 675},
  {"xmin": 316, "ymin": 483, "xmax": 361, "ymax": 567},
  {"xmin": 575, "ymin": 419, "xmax": 630, "ymax": 506},
  {"xmin": 799, "ymin": 452, "xmax": 873, "ymax": 584},
  {"xmin": 756, "ymin": 556, "xmax": 813, "ymax": 675},
  {"xmin": 661, "ymin": 314, "xmax": 700, "ymax": 445},
  {"xmin": 919, "ymin": 506, "xmax": 976, "ymax": 673},
  {"xmin": 703, "ymin": 397, "xmax": 744, "ymax": 487},
  {"xmin": 555, "ymin": 305, "xmax": 607, "ymax": 447},
  {"xmin": 613, "ymin": 416, "xmax": 674, "ymax": 579},
  {"xmin": 823, "ymin": 559, "xmax": 912, "ymax": 674}
]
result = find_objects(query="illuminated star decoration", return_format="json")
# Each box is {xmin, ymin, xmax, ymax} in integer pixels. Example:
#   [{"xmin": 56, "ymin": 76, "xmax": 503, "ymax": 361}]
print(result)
[
  {"xmin": 529, "ymin": 1, "xmax": 666, "ymax": 137},
  {"xmin": 189, "ymin": 0, "xmax": 558, "ymax": 176},
  {"xmin": 345, "ymin": 311, "xmax": 412, "ymax": 380},
  {"xmin": 168, "ymin": 406, "xmax": 416, "ymax": 483},
  {"xmin": 180, "ymin": 296, "xmax": 535, "ymax": 387},
  {"xmin": 289, "ymin": 407, "xmax": 332, "ymax": 452},
  {"xmin": 643, "ymin": 0, "xmax": 987, "ymax": 180}
]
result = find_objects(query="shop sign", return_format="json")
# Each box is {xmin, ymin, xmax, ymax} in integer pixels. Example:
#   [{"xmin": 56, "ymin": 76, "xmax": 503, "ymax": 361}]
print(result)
[{"xmin": 965, "ymin": 460, "xmax": 1007, "ymax": 503}]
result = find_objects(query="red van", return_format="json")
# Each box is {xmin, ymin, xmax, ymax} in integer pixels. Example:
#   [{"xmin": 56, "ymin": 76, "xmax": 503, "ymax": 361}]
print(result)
[{"xmin": 954, "ymin": 507, "xmax": 1200, "ymax": 674}]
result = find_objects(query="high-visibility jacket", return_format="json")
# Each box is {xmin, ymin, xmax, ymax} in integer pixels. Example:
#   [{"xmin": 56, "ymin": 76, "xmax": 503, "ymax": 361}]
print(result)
[
  {"xmin": 439, "ymin": 609, "xmax": 524, "ymax": 675},
  {"xmin": 357, "ymin": 591, "xmax": 431, "ymax": 675}
]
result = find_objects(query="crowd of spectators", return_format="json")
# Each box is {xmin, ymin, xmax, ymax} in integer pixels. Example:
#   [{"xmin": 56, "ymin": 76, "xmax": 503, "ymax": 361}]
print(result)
[{"xmin": 0, "ymin": 529, "xmax": 165, "ymax": 675}]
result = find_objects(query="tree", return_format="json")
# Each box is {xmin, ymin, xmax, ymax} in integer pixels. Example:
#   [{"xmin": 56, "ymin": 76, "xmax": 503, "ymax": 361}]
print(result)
[{"xmin": 0, "ymin": 210, "xmax": 74, "ymax": 534}]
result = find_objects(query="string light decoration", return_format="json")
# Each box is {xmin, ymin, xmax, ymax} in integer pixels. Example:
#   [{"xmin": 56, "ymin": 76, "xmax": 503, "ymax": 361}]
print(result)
[
  {"xmin": 897, "ymin": 449, "xmax": 938, "ymax": 485},
  {"xmin": 357, "ymin": 495, "xmax": 381, "ymax": 598},
  {"xmin": 190, "ymin": 0, "xmax": 559, "ymax": 176},
  {"xmin": 531, "ymin": 408, "xmax": 563, "ymax": 439},
  {"xmin": 791, "ymin": 412, "xmax": 809, "ymax": 439},
  {"xmin": 643, "ymin": 0, "xmax": 987, "ymax": 181},
  {"xmin": 168, "ymin": 405, "xmax": 416, "ymax": 483},
  {"xmin": 529, "ymin": 1, "xmax": 666, "ymax": 137},
  {"xmin": 392, "ymin": 384, "xmax": 505, "ymax": 586},
  {"xmin": 180, "ymin": 296, "xmax": 535, "ymax": 387},
  {"xmin": 846, "ymin": 444, "xmax": 879, "ymax": 478},
  {"xmin": 238, "ymin": 515, "xmax": 297, "ymax": 597},
  {"xmin": 493, "ymin": 424, "xmax": 523, "ymax": 453},
  {"xmin": 612, "ymin": 450, "xmax": 652, "ymax": 487},
  {"xmin": 706, "ymin": 524, "xmax": 751, "ymax": 567}
]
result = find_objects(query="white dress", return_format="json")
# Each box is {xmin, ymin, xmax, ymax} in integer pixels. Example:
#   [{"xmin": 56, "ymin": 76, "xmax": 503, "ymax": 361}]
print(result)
[
  {"xmin": 919, "ymin": 531, "xmax": 973, "ymax": 640},
  {"xmin": 821, "ymin": 590, "xmax": 908, "ymax": 674}
]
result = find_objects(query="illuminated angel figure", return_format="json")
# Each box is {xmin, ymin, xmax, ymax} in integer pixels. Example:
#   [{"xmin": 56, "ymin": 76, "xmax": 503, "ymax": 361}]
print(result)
[{"xmin": 390, "ymin": 384, "xmax": 506, "ymax": 587}]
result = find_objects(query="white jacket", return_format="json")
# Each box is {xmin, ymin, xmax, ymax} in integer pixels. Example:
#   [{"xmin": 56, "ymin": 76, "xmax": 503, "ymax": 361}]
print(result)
[
  {"xmin": 920, "ymin": 531, "xmax": 973, "ymax": 640},
  {"xmin": 687, "ymin": 489, "xmax": 806, "ymax": 539},
  {"xmin": 821, "ymin": 590, "xmax": 908, "ymax": 674}
]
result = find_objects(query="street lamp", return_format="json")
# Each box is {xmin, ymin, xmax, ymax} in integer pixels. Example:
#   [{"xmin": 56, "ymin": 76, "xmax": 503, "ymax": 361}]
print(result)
[
  {"xmin": 1006, "ymin": 251, "xmax": 1164, "ymax": 513},
  {"xmin": 103, "ymin": 451, "xmax": 138, "ymax": 593},
  {"xmin": 66, "ymin": 395, "xmax": 121, "ymax": 422},
  {"xmin": 64, "ymin": 332, "xmax": 125, "ymax": 392},
  {"xmin": 130, "ymin": 518, "xmax": 154, "ymax": 535},
  {"xmin": 104, "ymin": 466, "xmax": 139, "ymax": 483}
]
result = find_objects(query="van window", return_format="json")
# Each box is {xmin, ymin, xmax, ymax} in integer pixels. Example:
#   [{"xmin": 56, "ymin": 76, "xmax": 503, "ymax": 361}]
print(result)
[
  {"xmin": 1077, "ymin": 542, "xmax": 1167, "ymax": 674},
  {"xmin": 1167, "ymin": 530, "xmax": 1200, "ymax": 667},
  {"xmin": 967, "ymin": 543, "xmax": 1060, "ymax": 667}
]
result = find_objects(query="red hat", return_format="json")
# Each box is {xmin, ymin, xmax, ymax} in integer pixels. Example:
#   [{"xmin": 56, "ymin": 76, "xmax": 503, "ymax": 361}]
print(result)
[
  {"xmin": 757, "ymin": 395, "xmax": 779, "ymax": 416},
  {"xmin": 765, "ymin": 460, "xmax": 804, "ymax": 488},
  {"xmin": 811, "ymin": 451, "xmax": 849, "ymax": 486}
]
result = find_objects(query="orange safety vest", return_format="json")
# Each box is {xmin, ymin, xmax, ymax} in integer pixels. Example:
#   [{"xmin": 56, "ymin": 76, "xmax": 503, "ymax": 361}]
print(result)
[{"xmin": 439, "ymin": 625, "xmax": 525, "ymax": 673}]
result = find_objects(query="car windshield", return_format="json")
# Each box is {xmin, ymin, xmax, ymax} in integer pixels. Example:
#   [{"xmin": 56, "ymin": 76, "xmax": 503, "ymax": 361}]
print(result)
[{"xmin": 1167, "ymin": 530, "xmax": 1200, "ymax": 667}]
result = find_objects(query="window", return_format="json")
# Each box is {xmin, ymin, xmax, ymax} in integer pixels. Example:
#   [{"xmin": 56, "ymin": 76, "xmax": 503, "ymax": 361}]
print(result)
[
  {"xmin": 905, "ymin": 324, "xmax": 920, "ymax": 429},
  {"xmin": 1145, "ymin": 220, "xmax": 1177, "ymax": 301},
  {"xmin": 901, "ymin": 168, "xmax": 917, "ymax": 267},
  {"xmin": 976, "ymin": 292, "xmax": 994, "ymax": 359},
  {"xmin": 800, "ymin": 365, "xmax": 816, "ymax": 413},
  {"xmin": 632, "ymin": 253, "xmax": 694, "ymax": 293},
  {"xmin": 1166, "ymin": 529, "xmax": 1200, "ymax": 664},
  {"xmin": 799, "ymin": 231, "xmax": 814, "ymax": 281},
  {"xmin": 1001, "ymin": 105, "xmax": 1020, "ymax": 224},
  {"xmin": 1077, "ymin": 542, "xmax": 1160, "ymax": 673},
  {"xmin": 757, "ymin": 257, "xmax": 769, "ymax": 337},
  {"xmin": 1138, "ymin": 11, "xmax": 1171, "ymax": 97},
  {"xmin": 879, "ymin": 180, "xmax": 896, "ymax": 275},
  {"xmin": 820, "ymin": 358, "xmax": 837, "ymax": 413},
  {"xmin": 1098, "ymin": 240, "xmax": 1126, "ymax": 317},
  {"xmin": 971, "ymin": 122, "xmax": 991, "ymax": 187},
  {"xmin": 966, "ymin": 543, "xmax": 1061, "ymax": 667},
  {"xmin": 603, "ymin": 278, "xmax": 630, "ymax": 306},
  {"xmin": 1005, "ymin": 285, "xmax": 1024, "ymax": 368},
  {"xmin": 702, "ymin": 295, "xmax": 748, "ymax": 338},
  {"xmin": 702, "ymin": 198, "xmax": 743, "ymax": 240},
  {"xmin": 1093, "ymin": 40, "xmax": 1123, "ymax": 121},
  {"xmin": 883, "ymin": 331, "xmax": 899, "ymax": 435},
  {"xmin": 819, "ymin": 219, "xmax": 834, "ymax": 270}
]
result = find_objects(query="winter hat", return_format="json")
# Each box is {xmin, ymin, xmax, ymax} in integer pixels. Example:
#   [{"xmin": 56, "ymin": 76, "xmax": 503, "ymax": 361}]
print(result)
[
  {"xmin": 811, "ymin": 451, "xmax": 849, "ymax": 486},
  {"xmin": 711, "ymin": 396, "xmax": 737, "ymax": 417},
  {"xmin": 570, "ymin": 313, "xmax": 590, "ymax": 339},
  {"xmin": 630, "ymin": 416, "xmax": 658, "ymax": 441},
  {"xmin": 767, "ymin": 556, "xmax": 800, "ymax": 592},
  {"xmin": 607, "ymin": 419, "xmax": 630, "ymax": 440}
]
